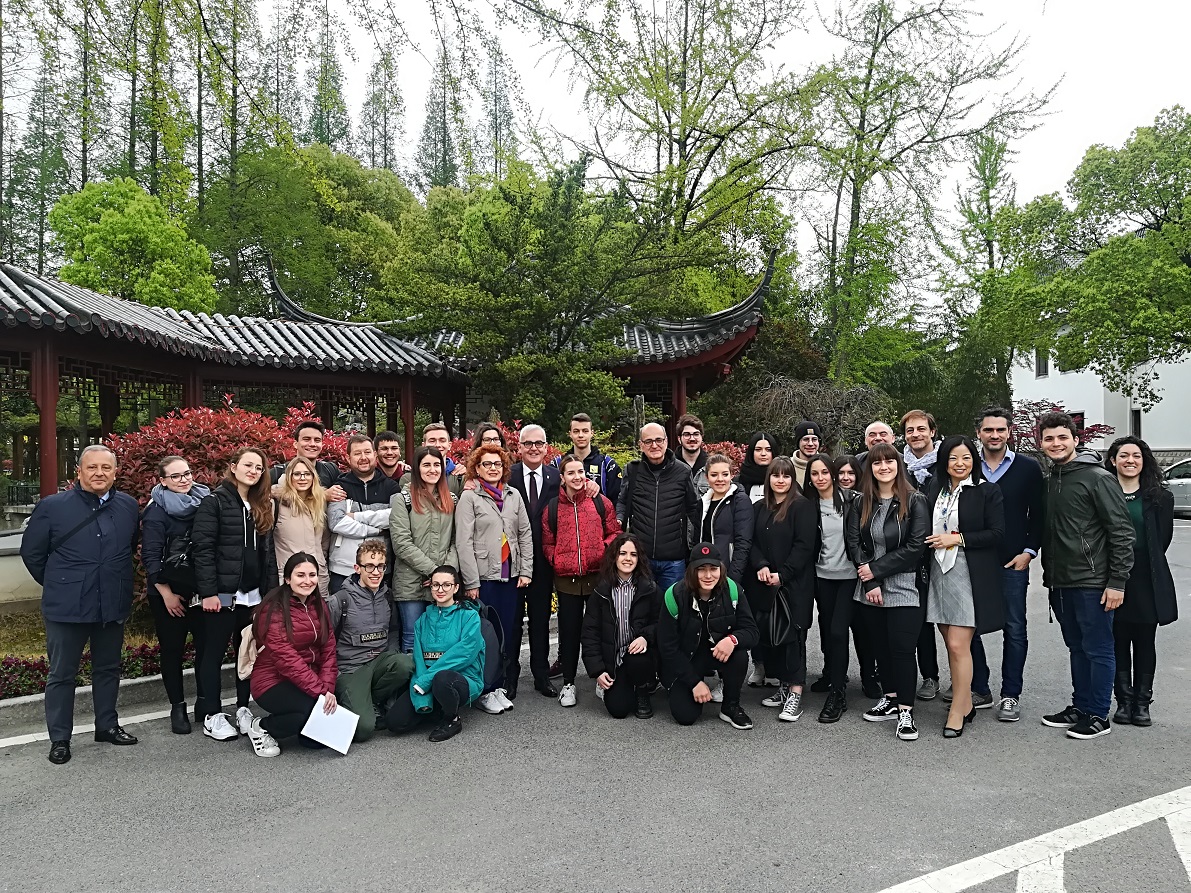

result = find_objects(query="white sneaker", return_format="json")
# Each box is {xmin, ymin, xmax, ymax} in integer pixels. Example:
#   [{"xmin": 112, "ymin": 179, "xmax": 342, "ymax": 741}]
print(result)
[
  {"xmin": 246, "ymin": 718, "xmax": 280, "ymax": 757},
  {"xmin": 761, "ymin": 685, "xmax": 788, "ymax": 708},
  {"xmin": 475, "ymin": 692, "xmax": 505, "ymax": 714},
  {"xmin": 203, "ymin": 713, "xmax": 239, "ymax": 741},
  {"xmin": 595, "ymin": 684, "xmax": 605, "ymax": 701},
  {"xmin": 707, "ymin": 677, "xmax": 724, "ymax": 703},
  {"xmin": 235, "ymin": 706, "xmax": 255, "ymax": 736},
  {"xmin": 778, "ymin": 690, "xmax": 803, "ymax": 722},
  {"xmin": 558, "ymin": 683, "xmax": 577, "ymax": 707},
  {"xmin": 747, "ymin": 661, "xmax": 766, "ymax": 687},
  {"xmin": 763, "ymin": 676, "xmax": 781, "ymax": 687},
  {"xmin": 494, "ymin": 688, "xmax": 515, "ymax": 711}
]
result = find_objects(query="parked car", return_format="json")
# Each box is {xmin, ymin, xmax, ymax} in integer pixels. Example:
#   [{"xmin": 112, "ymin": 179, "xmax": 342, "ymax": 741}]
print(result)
[{"xmin": 1165, "ymin": 458, "xmax": 1191, "ymax": 516}]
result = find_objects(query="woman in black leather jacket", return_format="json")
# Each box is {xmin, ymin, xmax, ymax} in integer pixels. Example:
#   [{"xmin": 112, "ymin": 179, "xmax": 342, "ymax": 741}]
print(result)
[{"xmin": 846, "ymin": 443, "xmax": 929, "ymax": 741}]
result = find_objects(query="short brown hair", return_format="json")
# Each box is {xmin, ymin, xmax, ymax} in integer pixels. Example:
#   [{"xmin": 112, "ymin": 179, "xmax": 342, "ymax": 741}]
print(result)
[
  {"xmin": 570, "ymin": 413, "xmax": 592, "ymax": 426},
  {"xmin": 676, "ymin": 413, "xmax": 704, "ymax": 435},
  {"xmin": 900, "ymin": 409, "xmax": 936, "ymax": 434},
  {"xmin": 422, "ymin": 422, "xmax": 448, "ymax": 437},
  {"xmin": 355, "ymin": 538, "xmax": 387, "ymax": 563},
  {"xmin": 346, "ymin": 434, "xmax": 373, "ymax": 455}
]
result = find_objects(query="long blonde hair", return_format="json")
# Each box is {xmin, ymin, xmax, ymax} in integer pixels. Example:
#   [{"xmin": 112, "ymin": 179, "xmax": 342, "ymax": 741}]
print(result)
[{"xmin": 279, "ymin": 456, "xmax": 327, "ymax": 532}]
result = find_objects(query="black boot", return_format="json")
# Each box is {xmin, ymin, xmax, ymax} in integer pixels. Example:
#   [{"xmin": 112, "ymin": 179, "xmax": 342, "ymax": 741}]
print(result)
[
  {"xmin": 635, "ymin": 687, "xmax": 653, "ymax": 719},
  {"xmin": 170, "ymin": 703, "xmax": 192, "ymax": 735},
  {"xmin": 1113, "ymin": 671, "xmax": 1134, "ymax": 725},
  {"xmin": 1132, "ymin": 673, "xmax": 1153, "ymax": 727},
  {"xmin": 818, "ymin": 689, "xmax": 847, "ymax": 723}
]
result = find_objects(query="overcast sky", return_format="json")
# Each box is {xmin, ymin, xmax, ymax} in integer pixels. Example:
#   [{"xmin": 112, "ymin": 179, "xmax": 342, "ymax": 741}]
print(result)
[{"xmin": 378, "ymin": 0, "xmax": 1187, "ymax": 207}]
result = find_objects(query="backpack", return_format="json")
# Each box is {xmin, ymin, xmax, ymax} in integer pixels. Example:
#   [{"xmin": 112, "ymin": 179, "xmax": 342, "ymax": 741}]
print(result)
[
  {"xmin": 545, "ymin": 493, "xmax": 607, "ymax": 538},
  {"xmin": 554, "ymin": 453, "xmax": 616, "ymax": 496},
  {"xmin": 664, "ymin": 577, "xmax": 739, "ymax": 619},
  {"xmin": 477, "ymin": 602, "xmax": 505, "ymax": 690},
  {"xmin": 158, "ymin": 532, "xmax": 196, "ymax": 593}
]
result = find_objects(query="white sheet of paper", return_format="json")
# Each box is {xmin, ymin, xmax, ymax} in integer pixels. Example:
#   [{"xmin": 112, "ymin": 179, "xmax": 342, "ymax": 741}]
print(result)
[{"xmin": 300, "ymin": 695, "xmax": 359, "ymax": 754}]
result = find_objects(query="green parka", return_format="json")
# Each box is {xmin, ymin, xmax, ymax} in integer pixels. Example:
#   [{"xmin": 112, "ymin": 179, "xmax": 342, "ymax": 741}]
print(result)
[{"xmin": 389, "ymin": 489, "xmax": 458, "ymax": 602}]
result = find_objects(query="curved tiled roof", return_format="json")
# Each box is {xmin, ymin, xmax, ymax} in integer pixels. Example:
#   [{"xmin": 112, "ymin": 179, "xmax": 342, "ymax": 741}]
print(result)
[{"xmin": 0, "ymin": 264, "xmax": 229, "ymax": 360}]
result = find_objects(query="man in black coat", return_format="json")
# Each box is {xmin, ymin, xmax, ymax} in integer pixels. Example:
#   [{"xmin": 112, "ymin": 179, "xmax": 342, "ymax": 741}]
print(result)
[
  {"xmin": 616, "ymin": 423, "xmax": 701, "ymax": 594},
  {"xmin": 20, "ymin": 445, "xmax": 141, "ymax": 764},
  {"xmin": 507, "ymin": 424, "xmax": 559, "ymax": 699}
]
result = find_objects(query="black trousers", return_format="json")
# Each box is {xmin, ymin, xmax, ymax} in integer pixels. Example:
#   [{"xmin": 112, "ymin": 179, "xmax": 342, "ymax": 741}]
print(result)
[
  {"xmin": 604, "ymin": 651, "xmax": 656, "ymax": 719},
  {"xmin": 556, "ymin": 591, "xmax": 590, "ymax": 685},
  {"xmin": 1114, "ymin": 618, "xmax": 1158, "ymax": 678},
  {"xmin": 861, "ymin": 601, "xmax": 925, "ymax": 708},
  {"xmin": 915, "ymin": 573, "xmax": 939, "ymax": 680},
  {"xmin": 255, "ymin": 681, "xmax": 317, "ymax": 740},
  {"xmin": 44, "ymin": 619, "xmax": 125, "ymax": 742},
  {"xmin": 669, "ymin": 646, "xmax": 748, "ymax": 725},
  {"xmin": 816, "ymin": 577, "xmax": 856, "ymax": 690},
  {"xmin": 387, "ymin": 671, "xmax": 471, "ymax": 733},
  {"xmin": 853, "ymin": 609, "xmax": 878, "ymax": 687},
  {"xmin": 769, "ymin": 628, "xmax": 809, "ymax": 686},
  {"xmin": 508, "ymin": 570, "xmax": 552, "ymax": 687},
  {"xmin": 196, "ymin": 605, "xmax": 252, "ymax": 720},
  {"xmin": 147, "ymin": 591, "xmax": 206, "ymax": 706}
]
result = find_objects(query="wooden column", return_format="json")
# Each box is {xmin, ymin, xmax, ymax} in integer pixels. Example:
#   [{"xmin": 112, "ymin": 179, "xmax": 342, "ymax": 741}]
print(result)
[
  {"xmin": 674, "ymin": 372, "xmax": 688, "ymax": 422},
  {"xmin": 182, "ymin": 368, "xmax": 204, "ymax": 408},
  {"xmin": 98, "ymin": 384, "xmax": 120, "ymax": 437},
  {"xmin": 385, "ymin": 397, "xmax": 401, "ymax": 435},
  {"xmin": 400, "ymin": 379, "xmax": 415, "ymax": 461},
  {"xmin": 31, "ymin": 338, "xmax": 59, "ymax": 498},
  {"xmin": 365, "ymin": 401, "xmax": 377, "ymax": 437}
]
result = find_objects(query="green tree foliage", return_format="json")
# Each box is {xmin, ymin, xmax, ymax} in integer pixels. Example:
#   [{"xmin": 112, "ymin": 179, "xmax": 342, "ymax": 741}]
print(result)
[
  {"xmin": 413, "ymin": 49, "xmax": 462, "ymax": 192},
  {"xmin": 49, "ymin": 177, "xmax": 218, "ymax": 312},
  {"xmin": 356, "ymin": 47, "xmax": 403, "ymax": 172},
  {"xmin": 304, "ymin": 3, "xmax": 352, "ymax": 152},
  {"xmin": 475, "ymin": 41, "xmax": 518, "ymax": 182}
]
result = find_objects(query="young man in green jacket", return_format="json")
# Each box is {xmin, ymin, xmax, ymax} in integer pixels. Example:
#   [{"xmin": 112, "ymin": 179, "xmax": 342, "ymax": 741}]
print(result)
[{"xmin": 1038, "ymin": 412, "xmax": 1134, "ymax": 740}]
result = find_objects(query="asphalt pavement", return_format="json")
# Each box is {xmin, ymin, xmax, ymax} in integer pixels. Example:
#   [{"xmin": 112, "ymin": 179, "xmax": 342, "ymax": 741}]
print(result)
[{"xmin": 4, "ymin": 527, "xmax": 1191, "ymax": 893}]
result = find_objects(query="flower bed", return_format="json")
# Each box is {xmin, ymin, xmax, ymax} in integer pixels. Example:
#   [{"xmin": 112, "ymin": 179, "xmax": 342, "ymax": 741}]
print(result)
[{"xmin": 0, "ymin": 642, "xmax": 214, "ymax": 700}]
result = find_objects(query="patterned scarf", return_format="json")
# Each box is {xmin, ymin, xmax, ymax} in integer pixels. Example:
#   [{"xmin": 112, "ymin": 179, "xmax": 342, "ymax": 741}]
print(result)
[
  {"xmin": 904, "ymin": 442, "xmax": 939, "ymax": 484},
  {"xmin": 481, "ymin": 482, "xmax": 512, "ymax": 579}
]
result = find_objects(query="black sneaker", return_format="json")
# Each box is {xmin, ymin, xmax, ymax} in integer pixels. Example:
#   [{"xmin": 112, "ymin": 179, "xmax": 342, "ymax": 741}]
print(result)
[
  {"xmin": 1041, "ymin": 705, "xmax": 1083, "ymax": 728},
  {"xmin": 810, "ymin": 675, "xmax": 831, "ymax": 693},
  {"xmin": 1066, "ymin": 714, "xmax": 1111, "ymax": 740},
  {"xmin": 635, "ymin": 689, "xmax": 653, "ymax": 719},
  {"xmin": 896, "ymin": 708, "xmax": 919, "ymax": 741},
  {"xmin": 719, "ymin": 703, "xmax": 753, "ymax": 730},
  {"xmin": 863, "ymin": 695, "xmax": 899, "ymax": 722},
  {"xmin": 818, "ymin": 690, "xmax": 847, "ymax": 723},
  {"xmin": 428, "ymin": 716, "xmax": 462, "ymax": 742},
  {"xmin": 548, "ymin": 660, "xmax": 563, "ymax": 679}
]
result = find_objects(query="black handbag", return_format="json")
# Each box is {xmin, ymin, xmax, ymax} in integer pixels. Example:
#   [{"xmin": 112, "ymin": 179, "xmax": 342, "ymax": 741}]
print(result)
[
  {"xmin": 768, "ymin": 585, "xmax": 800, "ymax": 646},
  {"xmin": 158, "ymin": 533, "xmax": 196, "ymax": 593}
]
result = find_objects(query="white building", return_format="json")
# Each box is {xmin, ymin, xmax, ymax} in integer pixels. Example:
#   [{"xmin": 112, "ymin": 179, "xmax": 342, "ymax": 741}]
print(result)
[{"xmin": 1012, "ymin": 349, "xmax": 1191, "ymax": 463}]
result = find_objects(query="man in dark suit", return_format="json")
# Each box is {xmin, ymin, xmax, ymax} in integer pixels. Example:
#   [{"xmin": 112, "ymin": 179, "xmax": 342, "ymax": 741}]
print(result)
[{"xmin": 508, "ymin": 424, "xmax": 560, "ymax": 699}]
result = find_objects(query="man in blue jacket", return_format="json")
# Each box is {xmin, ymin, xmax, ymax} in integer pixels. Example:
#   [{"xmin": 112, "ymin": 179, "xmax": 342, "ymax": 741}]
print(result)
[{"xmin": 20, "ymin": 445, "xmax": 141, "ymax": 764}]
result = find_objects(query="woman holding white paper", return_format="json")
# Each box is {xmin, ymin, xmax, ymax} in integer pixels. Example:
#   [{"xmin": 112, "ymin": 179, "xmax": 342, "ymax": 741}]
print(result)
[{"xmin": 248, "ymin": 553, "xmax": 340, "ymax": 757}]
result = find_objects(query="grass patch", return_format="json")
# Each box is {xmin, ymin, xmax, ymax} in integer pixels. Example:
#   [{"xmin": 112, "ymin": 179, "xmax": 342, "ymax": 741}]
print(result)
[{"xmin": 0, "ymin": 606, "xmax": 159, "ymax": 658}]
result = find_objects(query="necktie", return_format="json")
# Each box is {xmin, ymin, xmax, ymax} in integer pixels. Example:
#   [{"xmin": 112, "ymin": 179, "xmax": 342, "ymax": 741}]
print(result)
[{"xmin": 529, "ymin": 470, "xmax": 540, "ymax": 517}]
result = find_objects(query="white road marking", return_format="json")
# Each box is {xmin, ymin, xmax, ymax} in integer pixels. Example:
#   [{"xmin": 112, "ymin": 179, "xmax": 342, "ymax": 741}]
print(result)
[
  {"xmin": 1015, "ymin": 853, "xmax": 1064, "ymax": 892},
  {"xmin": 877, "ymin": 785, "xmax": 1191, "ymax": 893}
]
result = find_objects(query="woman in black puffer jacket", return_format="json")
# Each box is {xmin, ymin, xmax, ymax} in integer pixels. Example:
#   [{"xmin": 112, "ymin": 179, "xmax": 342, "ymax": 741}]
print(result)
[
  {"xmin": 581, "ymin": 533, "xmax": 660, "ymax": 720},
  {"xmin": 191, "ymin": 448, "xmax": 277, "ymax": 742}
]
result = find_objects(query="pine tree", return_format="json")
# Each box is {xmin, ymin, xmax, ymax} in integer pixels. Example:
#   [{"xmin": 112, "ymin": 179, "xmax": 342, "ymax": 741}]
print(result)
[
  {"xmin": 476, "ymin": 43, "xmax": 517, "ymax": 181},
  {"xmin": 304, "ymin": 0, "xmax": 351, "ymax": 150},
  {"xmin": 356, "ymin": 47, "xmax": 403, "ymax": 171},
  {"xmin": 413, "ymin": 49, "xmax": 460, "ymax": 191}
]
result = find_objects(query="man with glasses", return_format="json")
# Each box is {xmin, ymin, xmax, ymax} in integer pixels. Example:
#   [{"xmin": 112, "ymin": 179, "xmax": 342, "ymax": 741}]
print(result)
[
  {"xmin": 507, "ymin": 424, "xmax": 560, "ymax": 698},
  {"xmin": 675, "ymin": 413, "xmax": 710, "ymax": 496},
  {"xmin": 270, "ymin": 421, "xmax": 346, "ymax": 501},
  {"xmin": 327, "ymin": 539, "xmax": 414, "ymax": 741},
  {"xmin": 617, "ymin": 422, "xmax": 701, "ymax": 592},
  {"xmin": 327, "ymin": 435, "xmax": 402, "ymax": 593}
]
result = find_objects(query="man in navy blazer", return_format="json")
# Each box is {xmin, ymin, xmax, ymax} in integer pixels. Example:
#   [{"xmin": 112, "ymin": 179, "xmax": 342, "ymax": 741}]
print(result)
[
  {"xmin": 508, "ymin": 425, "xmax": 560, "ymax": 699},
  {"xmin": 21, "ymin": 445, "xmax": 141, "ymax": 764}
]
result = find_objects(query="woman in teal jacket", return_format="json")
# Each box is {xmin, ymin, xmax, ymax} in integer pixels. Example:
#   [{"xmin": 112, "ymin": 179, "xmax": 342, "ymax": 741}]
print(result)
[{"xmin": 386, "ymin": 566, "xmax": 485, "ymax": 742}]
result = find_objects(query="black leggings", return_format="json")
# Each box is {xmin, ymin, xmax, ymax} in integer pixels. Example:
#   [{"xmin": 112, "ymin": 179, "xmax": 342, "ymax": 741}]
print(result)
[
  {"xmin": 196, "ymin": 605, "xmax": 252, "ymax": 719},
  {"xmin": 669, "ymin": 647, "xmax": 748, "ymax": 725},
  {"xmin": 557, "ymin": 592, "xmax": 589, "ymax": 685},
  {"xmin": 387, "ymin": 671, "xmax": 471, "ymax": 733},
  {"xmin": 603, "ymin": 651, "xmax": 657, "ymax": 719},
  {"xmin": 861, "ymin": 601, "xmax": 924, "ymax": 708},
  {"xmin": 816, "ymin": 577, "xmax": 856, "ymax": 690},
  {"xmin": 255, "ymin": 681, "xmax": 318, "ymax": 740},
  {"xmin": 147, "ymin": 592, "xmax": 206, "ymax": 706},
  {"xmin": 769, "ymin": 628, "xmax": 808, "ymax": 686},
  {"xmin": 1114, "ymin": 618, "xmax": 1157, "ymax": 678}
]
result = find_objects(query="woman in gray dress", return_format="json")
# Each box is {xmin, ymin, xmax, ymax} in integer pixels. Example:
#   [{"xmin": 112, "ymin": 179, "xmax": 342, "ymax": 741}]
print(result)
[{"xmin": 924, "ymin": 435, "xmax": 1005, "ymax": 738}]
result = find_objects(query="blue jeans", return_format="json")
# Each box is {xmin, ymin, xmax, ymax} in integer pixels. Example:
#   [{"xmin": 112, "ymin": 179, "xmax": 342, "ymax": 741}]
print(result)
[
  {"xmin": 970, "ymin": 568, "xmax": 1029, "ymax": 698},
  {"xmin": 396, "ymin": 600, "xmax": 427, "ymax": 654},
  {"xmin": 1050, "ymin": 587, "xmax": 1116, "ymax": 719},
  {"xmin": 650, "ymin": 560, "xmax": 686, "ymax": 595}
]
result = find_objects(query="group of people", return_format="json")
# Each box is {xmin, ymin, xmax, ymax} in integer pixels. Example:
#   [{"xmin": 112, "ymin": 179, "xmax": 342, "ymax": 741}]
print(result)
[{"xmin": 19, "ymin": 404, "xmax": 1176, "ymax": 764}]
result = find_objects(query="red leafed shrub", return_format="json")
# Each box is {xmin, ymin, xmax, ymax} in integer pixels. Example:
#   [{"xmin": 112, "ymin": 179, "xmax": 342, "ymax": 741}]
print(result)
[
  {"xmin": 107, "ymin": 398, "xmax": 346, "ymax": 504},
  {"xmin": 0, "ymin": 641, "xmax": 211, "ymax": 699},
  {"xmin": 449, "ymin": 420, "xmax": 563, "ymax": 466},
  {"xmin": 1012, "ymin": 399, "xmax": 1115, "ymax": 455},
  {"xmin": 704, "ymin": 440, "xmax": 746, "ymax": 473}
]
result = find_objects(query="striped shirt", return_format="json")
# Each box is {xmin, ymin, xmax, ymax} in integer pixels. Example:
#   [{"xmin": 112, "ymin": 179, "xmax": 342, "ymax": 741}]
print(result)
[{"xmin": 612, "ymin": 578, "xmax": 635, "ymax": 664}]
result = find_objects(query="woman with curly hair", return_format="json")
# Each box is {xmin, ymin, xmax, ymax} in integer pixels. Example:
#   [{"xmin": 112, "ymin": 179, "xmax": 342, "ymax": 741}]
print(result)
[
  {"xmin": 1105, "ymin": 436, "xmax": 1177, "ymax": 727},
  {"xmin": 455, "ymin": 443, "xmax": 534, "ymax": 715}
]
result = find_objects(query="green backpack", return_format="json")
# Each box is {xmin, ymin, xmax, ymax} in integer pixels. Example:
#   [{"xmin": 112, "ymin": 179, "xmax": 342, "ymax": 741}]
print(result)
[{"xmin": 664, "ymin": 577, "xmax": 739, "ymax": 618}]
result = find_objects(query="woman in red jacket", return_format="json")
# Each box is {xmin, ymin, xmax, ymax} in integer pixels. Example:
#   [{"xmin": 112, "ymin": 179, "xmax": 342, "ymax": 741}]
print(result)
[
  {"xmin": 542, "ymin": 454, "xmax": 622, "ymax": 708},
  {"xmin": 248, "ymin": 552, "xmax": 339, "ymax": 757}
]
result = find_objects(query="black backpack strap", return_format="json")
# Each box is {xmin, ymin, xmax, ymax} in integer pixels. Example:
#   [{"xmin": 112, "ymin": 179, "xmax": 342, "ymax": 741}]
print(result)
[
  {"xmin": 593, "ymin": 495, "xmax": 607, "ymax": 524},
  {"xmin": 49, "ymin": 498, "xmax": 114, "ymax": 557},
  {"xmin": 546, "ymin": 498, "xmax": 559, "ymax": 537}
]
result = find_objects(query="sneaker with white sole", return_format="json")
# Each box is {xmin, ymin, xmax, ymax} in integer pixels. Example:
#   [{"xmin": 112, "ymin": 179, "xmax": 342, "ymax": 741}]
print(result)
[
  {"xmin": 896, "ymin": 708, "xmax": 919, "ymax": 740},
  {"xmin": 558, "ymin": 683, "xmax": 577, "ymax": 707},
  {"xmin": 1066, "ymin": 714, "xmax": 1111, "ymax": 740},
  {"xmin": 203, "ymin": 713, "xmax": 239, "ymax": 741},
  {"xmin": 747, "ymin": 662, "xmax": 766, "ymax": 687},
  {"xmin": 708, "ymin": 678, "xmax": 724, "ymax": 703},
  {"xmin": 494, "ymin": 688, "xmax": 514, "ymax": 711},
  {"xmin": 761, "ymin": 685, "xmax": 788, "ymax": 708},
  {"xmin": 863, "ymin": 696, "xmax": 899, "ymax": 722},
  {"xmin": 778, "ymin": 690, "xmax": 803, "ymax": 722},
  {"xmin": 719, "ymin": 703, "xmax": 754, "ymax": 729},
  {"xmin": 763, "ymin": 676, "xmax": 781, "ymax": 687},
  {"xmin": 595, "ymin": 684, "xmax": 605, "ymax": 701},
  {"xmin": 475, "ymin": 692, "xmax": 505, "ymax": 714},
  {"xmin": 997, "ymin": 697, "xmax": 1022, "ymax": 722},
  {"xmin": 246, "ymin": 717, "xmax": 280, "ymax": 757},
  {"xmin": 235, "ymin": 706, "xmax": 255, "ymax": 736},
  {"xmin": 1041, "ymin": 704, "xmax": 1082, "ymax": 728}
]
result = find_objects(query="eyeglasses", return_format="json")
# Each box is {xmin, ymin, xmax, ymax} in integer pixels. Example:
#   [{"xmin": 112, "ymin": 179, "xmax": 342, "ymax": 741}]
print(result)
[
  {"xmin": 290, "ymin": 471, "xmax": 313, "ymax": 480},
  {"xmin": 164, "ymin": 470, "xmax": 193, "ymax": 481},
  {"xmin": 480, "ymin": 460, "xmax": 503, "ymax": 469},
  {"xmin": 520, "ymin": 440, "xmax": 547, "ymax": 449},
  {"xmin": 481, "ymin": 437, "xmax": 502, "ymax": 445},
  {"xmin": 640, "ymin": 438, "xmax": 666, "ymax": 447},
  {"xmin": 358, "ymin": 563, "xmax": 387, "ymax": 573},
  {"xmin": 430, "ymin": 581, "xmax": 457, "ymax": 591},
  {"xmin": 680, "ymin": 431, "xmax": 701, "ymax": 439}
]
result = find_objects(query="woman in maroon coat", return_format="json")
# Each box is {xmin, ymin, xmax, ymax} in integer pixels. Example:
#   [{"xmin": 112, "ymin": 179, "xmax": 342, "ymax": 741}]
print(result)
[
  {"xmin": 542, "ymin": 454, "xmax": 622, "ymax": 708},
  {"xmin": 248, "ymin": 552, "xmax": 339, "ymax": 756}
]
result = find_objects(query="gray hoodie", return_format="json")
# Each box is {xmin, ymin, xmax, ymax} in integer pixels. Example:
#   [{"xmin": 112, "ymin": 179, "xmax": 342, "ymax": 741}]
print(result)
[{"xmin": 326, "ymin": 576, "xmax": 396, "ymax": 674}]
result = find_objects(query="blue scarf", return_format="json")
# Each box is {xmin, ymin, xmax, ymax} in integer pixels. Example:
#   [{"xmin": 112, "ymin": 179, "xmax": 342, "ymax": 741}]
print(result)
[{"xmin": 150, "ymin": 482, "xmax": 211, "ymax": 519}]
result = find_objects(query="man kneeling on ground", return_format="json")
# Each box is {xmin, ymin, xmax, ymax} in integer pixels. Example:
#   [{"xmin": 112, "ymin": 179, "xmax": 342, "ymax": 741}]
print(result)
[{"xmin": 328, "ymin": 539, "xmax": 413, "ymax": 741}]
